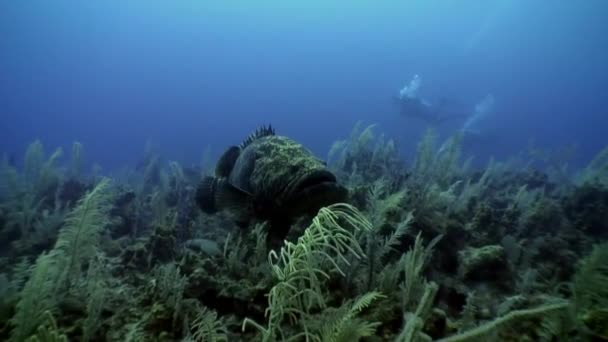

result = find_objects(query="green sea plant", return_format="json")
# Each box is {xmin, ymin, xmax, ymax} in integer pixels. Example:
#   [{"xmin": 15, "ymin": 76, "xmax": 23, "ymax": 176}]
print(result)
[
  {"xmin": 365, "ymin": 178, "xmax": 407, "ymax": 228},
  {"xmin": 222, "ymin": 223, "xmax": 270, "ymax": 278},
  {"xmin": 327, "ymin": 122, "xmax": 377, "ymax": 171},
  {"xmin": 355, "ymin": 178, "xmax": 412, "ymax": 291},
  {"xmin": 25, "ymin": 310, "xmax": 68, "ymax": 342},
  {"xmin": 123, "ymin": 321, "xmax": 145, "ymax": 342},
  {"xmin": 309, "ymin": 291, "xmax": 384, "ymax": 342},
  {"xmin": 204, "ymin": 223, "xmax": 273, "ymax": 304},
  {"xmin": 449, "ymin": 158, "xmax": 501, "ymax": 213},
  {"xmin": 401, "ymin": 233, "xmax": 442, "ymax": 312},
  {"xmin": 393, "ymin": 233, "xmax": 442, "ymax": 342},
  {"xmin": 10, "ymin": 200, "xmax": 69, "ymax": 254},
  {"xmin": 572, "ymin": 243, "xmax": 608, "ymax": 339},
  {"xmin": 69, "ymin": 141, "xmax": 84, "ymax": 179},
  {"xmin": 437, "ymin": 301, "xmax": 569, "ymax": 342},
  {"xmin": 82, "ymin": 257, "xmax": 107, "ymax": 342},
  {"xmin": 242, "ymin": 203, "xmax": 373, "ymax": 341},
  {"xmin": 53, "ymin": 178, "xmax": 113, "ymax": 291},
  {"xmin": 527, "ymin": 142, "xmax": 576, "ymax": 187},
  {"xmin": 397, "ymin": 282, "xmax": 439, "ymax": 342},
  {"xmin": 30, "ymin": 203, "xmax": 69, "ymax": 248},
  {"xmin": 0, "ymin": 154, "xmax": 20, "ymax": 201},
  {"xmin": 436, "ymin": 244, "xmax": 608, "ymax": 341},
  {"xmin": 1, "ymin": 141, "xmax": 75, "ymax": 254},
  {"xmin": 23, "ymin": 140, "xmax": 63, "ymax": 197},
  {"xmin": 152, "ymin": 262, "xmax": 187, "ymax": 329},
  {"xmin": 3, "ymin": 132, "xmax": 607, "ymax": 341},
  {"xmin": 4, "ymin": 191, "xmax": 45, "ymax": 239},
  {"xmin": 576, "ymin": 145, "xmax": 608, "ymax": 187},
  {"xmin": 403, "ymin": 129, "xmax": 474, "ymax": 231},
  {"xmin": 10, "ymin": 253, "xmax": 60, "ymax": 341},
  {"xmin": 0, "ymin": 258, "xmax": 31, "ymax": 323},
  {"xmin": 411, "ymin": 129, "xmax": 469, "ymax": 188},
  {"xmin": 10, "ymin": 179, "xmax": 114, "ymax": 340},
  {"xmin": 328, "ymin": 122, "xmax": 403, "ymax": 188},
  {"xmin": 191, "ymin": 306, "xmax": 228, "ymax": 342}
]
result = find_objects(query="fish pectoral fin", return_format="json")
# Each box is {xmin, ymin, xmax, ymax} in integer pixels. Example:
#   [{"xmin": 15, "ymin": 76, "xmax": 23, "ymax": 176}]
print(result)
[
  {"xmin": 196, "ymin": 176, "xmax": 220, "ymax": 213},
  {"xmin": 214, "ymin": 178, "xmax": 253, "ymax": 220},
  {"xmin": 196, "ymin": 176, "xmax": 253, "ymax": 217}
]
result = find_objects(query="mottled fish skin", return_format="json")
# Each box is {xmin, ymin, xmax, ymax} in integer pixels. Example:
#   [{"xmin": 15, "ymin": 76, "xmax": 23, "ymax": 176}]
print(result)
[
  {"xmin": 245, "ymin": 135, "xmax": 329, "ymax": 206},
  {"xmin": 196, "ymin": 127, "xmax": 347, "ymax": 243}
]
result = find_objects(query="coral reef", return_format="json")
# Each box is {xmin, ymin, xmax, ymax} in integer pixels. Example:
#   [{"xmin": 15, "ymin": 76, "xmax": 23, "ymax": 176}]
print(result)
[{"xmin": 0, "ymin": 129, "xmax": 607, "ymax": 341}]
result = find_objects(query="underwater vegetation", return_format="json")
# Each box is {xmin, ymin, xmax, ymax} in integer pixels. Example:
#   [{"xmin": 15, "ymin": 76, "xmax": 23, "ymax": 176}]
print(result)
[{"xmin": 1, "ymin": 124, "xmax": 608, "ymax": 341}]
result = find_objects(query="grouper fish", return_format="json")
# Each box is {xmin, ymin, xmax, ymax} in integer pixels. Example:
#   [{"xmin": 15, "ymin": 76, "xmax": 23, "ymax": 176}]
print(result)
[{"xmin": 195, "ymin": 125, "xmax": 348, "ymax": 243}]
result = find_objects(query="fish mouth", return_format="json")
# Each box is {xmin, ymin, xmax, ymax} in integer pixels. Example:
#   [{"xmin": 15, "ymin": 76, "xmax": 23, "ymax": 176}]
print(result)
[
  {"xmin": 285, "ymin": 169, "xmax": 348, "ymax": 214},
  {"xmin": 291, "ymin": 169, "xmax": 337, "ymax": 195}
]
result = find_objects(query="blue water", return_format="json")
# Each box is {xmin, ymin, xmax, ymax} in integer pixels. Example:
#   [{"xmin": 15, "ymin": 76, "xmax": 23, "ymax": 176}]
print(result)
[{"xmin": 1, "ymin": 1, "xmax": 607, "ymax": 170}]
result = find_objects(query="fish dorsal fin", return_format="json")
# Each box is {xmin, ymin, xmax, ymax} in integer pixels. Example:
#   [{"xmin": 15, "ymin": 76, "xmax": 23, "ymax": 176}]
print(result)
[
  {"xmin": 215, "ymin": 146, "xmax": 241, "ymax": 178},
  {"xmin": 240, "ymin": 125, "xmax": 275, "ymax": 149}
]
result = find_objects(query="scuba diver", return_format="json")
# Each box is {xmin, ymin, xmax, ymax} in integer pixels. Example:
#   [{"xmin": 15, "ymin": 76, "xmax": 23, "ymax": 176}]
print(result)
[{"xmin": 394, "ymin": 75, "xmax": 463, "ymax": 125}]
